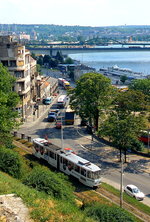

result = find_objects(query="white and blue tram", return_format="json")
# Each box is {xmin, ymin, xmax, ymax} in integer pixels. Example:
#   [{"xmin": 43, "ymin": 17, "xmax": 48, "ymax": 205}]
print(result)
[{"xmin": 32, "ymin": 138, "xmax": 101, "ymax": 188}]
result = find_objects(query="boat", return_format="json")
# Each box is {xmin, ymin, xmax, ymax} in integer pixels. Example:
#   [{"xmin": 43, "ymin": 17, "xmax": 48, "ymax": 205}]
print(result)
[{"xmin": 99, "ymin": 65, "xmax": 149, "ymax": 82}]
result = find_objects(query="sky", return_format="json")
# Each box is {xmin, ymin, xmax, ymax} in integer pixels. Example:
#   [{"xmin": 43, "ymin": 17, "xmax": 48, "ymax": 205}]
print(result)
[{"xmin": 1, "ymin": 0, "xmax": 150, "ymax": 27}]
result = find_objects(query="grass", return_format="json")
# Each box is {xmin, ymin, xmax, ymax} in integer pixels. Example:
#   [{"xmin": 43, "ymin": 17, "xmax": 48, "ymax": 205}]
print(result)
[
  {"xmin": 101, "ymin": 182, "xmax": 150, "ymax": 216},
  {"xmin": 0, "ymin": 171, "xmax": 94, "ymax": 222}
]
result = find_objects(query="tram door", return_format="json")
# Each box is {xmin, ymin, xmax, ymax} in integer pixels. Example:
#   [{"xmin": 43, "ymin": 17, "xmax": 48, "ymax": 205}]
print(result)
[{"xmin": 57, "ymin": 154, "xmax": 60, "ymax": 170}]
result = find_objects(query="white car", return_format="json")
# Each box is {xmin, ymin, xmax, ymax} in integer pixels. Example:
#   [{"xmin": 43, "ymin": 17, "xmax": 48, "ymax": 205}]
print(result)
[{"xmin": 124, "ymin": 184, "xmax": 145, "ymax": 201}]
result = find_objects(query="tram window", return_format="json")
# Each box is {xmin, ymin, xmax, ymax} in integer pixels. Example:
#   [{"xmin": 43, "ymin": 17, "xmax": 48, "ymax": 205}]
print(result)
[
  {"xmin": 75, "ymin": 165, "xmax": 80, "ymax": 173},
  {"xmin": 40, "ymin": 147, "xmax": 44, "ymax": 155},
  {"xmin": 63, "ymin": 158, "xmax": 68, "ymax": 166},
  {"xmin": 44, "ymin": 149, "xmax": 48, "ymax": 155},
  {"xmin": 60, "ymin": 157, "xmax": 62, "ymax": 163},
  {"xmin": 50, "ymin": 151, "xmax": 54, "ymax": 159},
  {"xmin": 87, "ymin": 171, "xmax": 92, "ymax": 179},
  {"xmin": 35, "ymin": 144, "xmax": 39, "ymax": 152},
  {"xmin": 81, "ymin": 168, "xmax": 86, "ymax": 177},
  {"xmin": 68, "ymin": 161, "xmax": 74, "ymax": 170}
]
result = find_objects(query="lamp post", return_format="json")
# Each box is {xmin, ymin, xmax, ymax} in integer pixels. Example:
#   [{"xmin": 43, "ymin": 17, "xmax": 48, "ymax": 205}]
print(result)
[
  {"xmin": 120, "ymin": 152, "xmax": 124, "ymax": 208},
  {"xmin": 148, "ymin": 129, "xmax": 150, "ymax": 154},
  {"xmin": 36, "ymin": 75, "xmax": 41, "ymax": 119},
  {"xmin": 61, "ymin": 116, "xmax": 64, "ymax": 151}
]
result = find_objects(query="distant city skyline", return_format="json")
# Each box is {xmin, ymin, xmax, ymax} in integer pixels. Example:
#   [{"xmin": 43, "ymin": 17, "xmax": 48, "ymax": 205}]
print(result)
[{"xmin": 1, "ymin": 0, "xmax": 150, "ymax": 27}]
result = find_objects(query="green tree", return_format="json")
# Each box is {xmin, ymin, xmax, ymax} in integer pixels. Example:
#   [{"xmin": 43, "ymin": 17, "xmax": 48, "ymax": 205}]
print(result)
[
  {"xmin": 0, "ymin": 63, "xmax": 20, "ymax": 147},
  {"xmin": 43, "ymin": 55, "xmax": 51, "ymax": 65},
  {"xmin": 99, "ymin": 90, "xmax": 147, "ymax": 162},
  {"xmin": 37, "ymin": 55, "xmax": 43, "ymax": 66},
  {"xmin": 129, "ymin": 78, "xmax": 150, "ymax": 102},
  {"xmin": 55, "ymin": 51, "xmax": 64, "ymax": 63},
  {"xmin": 64, "ymin": 57, "xmax": 74, "ymax": 64},
  {"xmin": 120, "ymin": 75, "xmax": 128, "ymax": 84},
  {"xmin": 69, "ymin": 73, "xmax": 114, "ymax": 130}
]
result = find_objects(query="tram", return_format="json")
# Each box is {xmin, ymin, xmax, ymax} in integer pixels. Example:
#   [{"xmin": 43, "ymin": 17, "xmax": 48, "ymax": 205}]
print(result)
[{"xmin": 32, "ymin": 138, "xmax": 101, "ymax": 188}]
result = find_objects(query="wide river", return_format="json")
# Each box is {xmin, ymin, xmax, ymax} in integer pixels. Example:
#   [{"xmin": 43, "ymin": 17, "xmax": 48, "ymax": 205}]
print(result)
[{"xmin": 69, "ymin": 51, "xmax": 150, "ymax": 75}]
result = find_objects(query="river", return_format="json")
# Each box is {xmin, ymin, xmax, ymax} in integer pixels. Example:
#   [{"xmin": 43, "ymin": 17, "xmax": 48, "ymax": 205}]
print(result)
[{"xmin": 69, "ymin": 51, "xmax": 150, "ymax": 75}]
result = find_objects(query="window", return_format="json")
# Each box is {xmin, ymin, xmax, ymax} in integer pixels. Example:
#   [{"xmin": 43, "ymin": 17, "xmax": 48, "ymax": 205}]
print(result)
[
  {"xmin": 63, "ymin": 158, "xmax": 68, "ymax": 166},
  {"xmin": 14, "ymin": 71, "xmax": 24, "ymax": 78},
  {"xmin": 81, "ymin": 168, "xmax": 86, "ymax": 177},
  {"xmin": 50, "ymin": 151, "xmax": 54, "ymax": 159},
  {"xmin": 40, "ymin": 147, "xmax": 44, "ymax": 155},
  {"xmin": 10, "ymin": 60, "xmax": 16, "ymax": 67},
  {"xmin": 68, "ymin": 161, "xmax": 74, "ymax": 171},
  {"xmin": 1, "ymin": 60, "xmax": 8, "ymax": 66},
  {"xmin": 75, "ymin": 165, "xmax": 80, "ymax": 173},
  {"xmin": 60, "ymin": 157, "xmax": 62, "ymax": 163},
  {"xmin": 87, "ymin": 170, "xmax": 101, "ymax": 179}
]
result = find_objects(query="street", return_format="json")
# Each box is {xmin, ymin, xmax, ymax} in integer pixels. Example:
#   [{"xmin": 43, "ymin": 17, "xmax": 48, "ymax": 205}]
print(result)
[{"xmin": 18, "ymin": 71, "xmax": 150, "ymax": 207}]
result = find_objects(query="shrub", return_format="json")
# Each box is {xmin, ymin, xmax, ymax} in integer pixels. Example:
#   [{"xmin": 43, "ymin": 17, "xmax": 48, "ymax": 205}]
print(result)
[
  {"xmin": 0, "ymin": 146, "xmax": 22, "ymax": 178},
  {"xmin": 84, "ymin": 202, "xmax": 135, "ymax": 222},
  {"xmin": 23, "ymin": 166, "xmax": 75, "ymax": 203}
]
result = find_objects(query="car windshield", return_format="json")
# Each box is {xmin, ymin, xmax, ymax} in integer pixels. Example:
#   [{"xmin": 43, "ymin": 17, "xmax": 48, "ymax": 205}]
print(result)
[
  {"xmin": 133, "ymin": 188, "xmax": 140, "ymax": 193},
  {"xmin": 49, "ymin": 112, "xmax": 55, "ymax": 115}
]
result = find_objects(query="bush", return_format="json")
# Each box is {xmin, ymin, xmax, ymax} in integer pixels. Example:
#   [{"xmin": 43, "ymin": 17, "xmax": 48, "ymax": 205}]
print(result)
[
  {"xmin": 23, "ymin": 166, "xmax": 75, "ymax": 203},
  {"xmin": 0, "ymin": 146, "xmax": 22, "ymax": 178},
  {"xmin": 84, "ymin": 202, "xmax": 135, "ymax": 222}
]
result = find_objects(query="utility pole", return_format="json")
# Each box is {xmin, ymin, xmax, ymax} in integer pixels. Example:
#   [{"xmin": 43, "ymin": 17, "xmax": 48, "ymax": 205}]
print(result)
[
  {"xmin": 61, "ymin": 116, "xmax": 64, "ymax": 151},
  {"xmin": 120, "ymin": 152, "xmax": 124, "ymax": 208},
  {"xmin": 148, "ymin": 129, "xmax": 150, "ymax": 154}
]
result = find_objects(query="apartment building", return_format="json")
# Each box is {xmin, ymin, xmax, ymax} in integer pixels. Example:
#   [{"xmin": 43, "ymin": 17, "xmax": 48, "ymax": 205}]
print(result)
[{"xmin": 0, "ymin": 35, "xmax": 37, "ymax": 120}]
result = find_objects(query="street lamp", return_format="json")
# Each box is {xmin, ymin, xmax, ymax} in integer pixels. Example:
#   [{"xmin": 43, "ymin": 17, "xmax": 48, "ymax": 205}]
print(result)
[
  {"xmin": 120, "ymin": 152, "xmax": 124, "ymax": 208},
  {"xmin": 61, "ymin": 116, "xmax": 64, "ymax": 151}
]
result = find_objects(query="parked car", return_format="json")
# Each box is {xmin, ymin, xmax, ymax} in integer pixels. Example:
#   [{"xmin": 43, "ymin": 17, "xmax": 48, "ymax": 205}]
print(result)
[
  {"xmin": 124, "ymin": 184, "xmax": 145, "ymax": 200},
  {"xmin": 55, "ymin": 121, "xmax": 62, "ymax": 129},
  {"xmin": 42, "ymin": 97, "xmax": 52, "ymax": 105},
  {"xmin": 48, "ymin": 112, "xmax": 57, "ymax": 122}
]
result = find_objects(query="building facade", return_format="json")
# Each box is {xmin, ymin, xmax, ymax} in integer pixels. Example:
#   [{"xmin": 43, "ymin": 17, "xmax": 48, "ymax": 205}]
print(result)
[{"xmin": 0, "ymin": 35, "xmax": 37, "ymax": 120}]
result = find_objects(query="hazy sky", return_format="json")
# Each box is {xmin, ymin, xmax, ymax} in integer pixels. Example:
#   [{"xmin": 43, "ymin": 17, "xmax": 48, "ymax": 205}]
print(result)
[{"xmin": 1, "ymin": 0, "xmax": 150, "ymax": 27}]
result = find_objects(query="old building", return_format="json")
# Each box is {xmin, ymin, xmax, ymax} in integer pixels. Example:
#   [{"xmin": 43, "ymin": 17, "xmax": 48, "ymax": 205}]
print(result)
[{"xmin": 0, "ymin": 35, "xmax": 37, "ymax": 120}]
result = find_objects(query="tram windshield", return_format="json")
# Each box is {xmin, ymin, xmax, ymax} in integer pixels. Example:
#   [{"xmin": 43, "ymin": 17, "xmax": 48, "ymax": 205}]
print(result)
[{"xmin": 87, "ymin": 170, "xmax": 101, "ymax": 179}]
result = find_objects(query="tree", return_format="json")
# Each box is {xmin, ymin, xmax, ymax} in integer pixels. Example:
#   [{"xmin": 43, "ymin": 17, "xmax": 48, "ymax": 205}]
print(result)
[
  {"xmin": 0, "ymin": 63, "xmax": 20, "ymax": 147},
  {"xmin": 37, "ymin": 55, "xmax": 43, "ymax": 66},
  {"xmin": 129, "ymin": 79, "xmax": 150, "ymax": 98},
  {"xmin": 55, "ymin": 51, "xmax": 64, "ymax": 63},
  {"xmin": 69, "ymin": 73, "xmax": 114, "ymax": 130},
  {"xmin": 64, "ymin": 57, "xmax": 74, "ymax": 64},
  {"xmin": 120, "ymin": 75, "xmax": 128, "ymax": 84},
  {"xmin": 99, "ymin": 90, "xmax": 147, "ymax": 162},
  {"xmin": 43, "ymin": 55, "xmax": 51, "ymax": 65}
]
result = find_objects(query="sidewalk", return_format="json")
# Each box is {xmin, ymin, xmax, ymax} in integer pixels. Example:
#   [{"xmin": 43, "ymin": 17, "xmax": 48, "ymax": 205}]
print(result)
[
  {"xmin": 74, "ymin": 116, "xmax": 150, "ymax": 176},
  {"xmin": 20, "ymin": 94, "xmax": 59, "ymax": 129}
]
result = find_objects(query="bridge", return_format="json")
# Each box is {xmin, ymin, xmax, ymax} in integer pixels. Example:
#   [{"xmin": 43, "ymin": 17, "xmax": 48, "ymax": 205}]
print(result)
[{"xmin": 27, "ymin": 45, "xmax": 150, "ymax": 56}]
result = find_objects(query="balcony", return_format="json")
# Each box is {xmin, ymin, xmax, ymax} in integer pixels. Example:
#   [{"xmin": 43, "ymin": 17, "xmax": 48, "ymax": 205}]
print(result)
[{"xmin": 17, "ymin": 85, "xmax": 30, "ymax": 95}]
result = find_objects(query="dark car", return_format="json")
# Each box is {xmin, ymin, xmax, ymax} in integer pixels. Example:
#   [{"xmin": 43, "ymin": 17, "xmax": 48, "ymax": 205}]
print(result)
[{"xmin": 47, "ymin": 112, "xmax": 57, "ymax": 122}]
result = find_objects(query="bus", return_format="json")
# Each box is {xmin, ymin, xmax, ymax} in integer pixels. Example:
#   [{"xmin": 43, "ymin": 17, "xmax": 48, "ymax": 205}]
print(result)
[
  {"xmin": 65, "ymin": 105, "xmax": 75, "ymax": 125},
  {"xmin": 63, "ymin": 81, "xmax": 70, "ymax": 90},
  {"xmin": 57, "ymin": 95, "xmax": 67, "ymax": 108},
  {"xmin": 32, "ymin": 138, "xmax": 102, "ymax": 188},
  {"xmin": 139, "ymin": 130, "xmax": 150, "ymax": 144}
]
